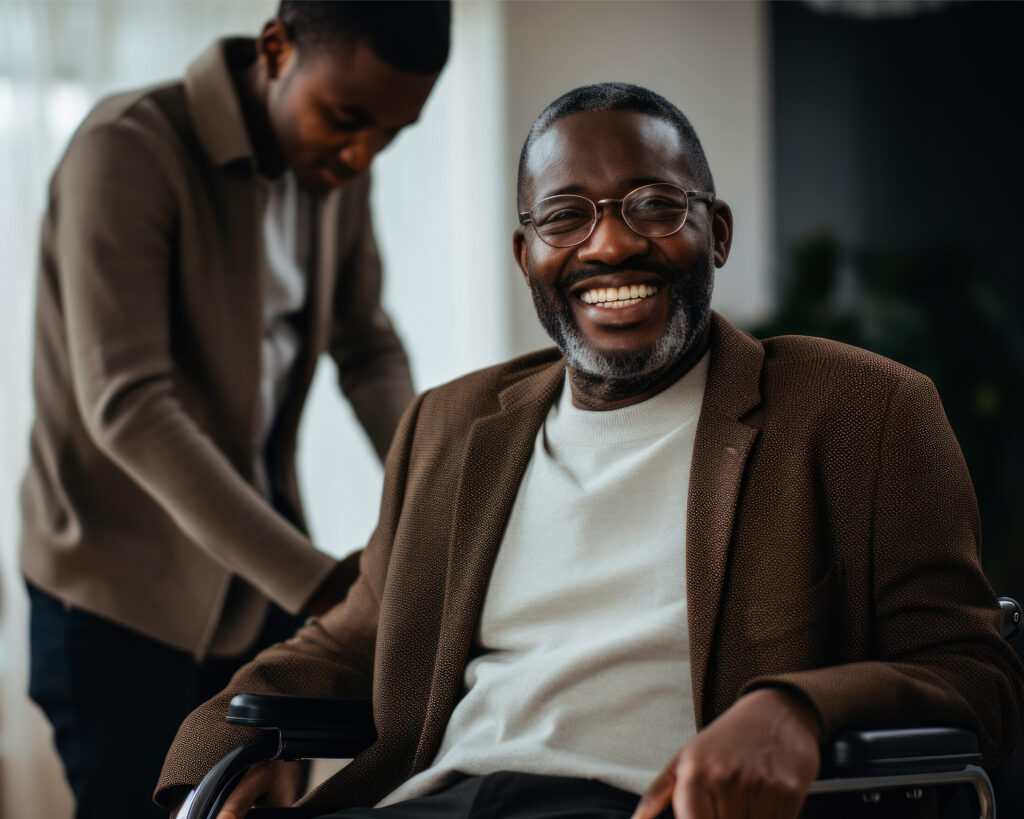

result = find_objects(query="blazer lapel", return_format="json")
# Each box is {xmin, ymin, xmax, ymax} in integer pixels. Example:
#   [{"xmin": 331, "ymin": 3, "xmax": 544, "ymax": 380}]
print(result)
[
  {"xmin": 412, "ymin": 359, "xmax": 565, "ymax": 771},
  {"xmin": 686, "ymin": 313, "xmax": 764, "ymax": 727}
]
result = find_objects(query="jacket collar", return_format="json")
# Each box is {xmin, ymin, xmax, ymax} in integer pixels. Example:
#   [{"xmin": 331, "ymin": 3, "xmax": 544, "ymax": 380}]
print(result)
[
  {"xmin": 184, "ymin": 38, "xmax": 259, "ymax": 169},
  {"xmin": 703, "ymin": 311, "xmax": 764, "ymax": 422}
]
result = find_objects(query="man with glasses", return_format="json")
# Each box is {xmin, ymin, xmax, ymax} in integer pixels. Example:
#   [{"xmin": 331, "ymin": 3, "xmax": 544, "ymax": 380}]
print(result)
[{"xmin": 157, "ymin": 83, "xmax": 1021, "ymax": 819}]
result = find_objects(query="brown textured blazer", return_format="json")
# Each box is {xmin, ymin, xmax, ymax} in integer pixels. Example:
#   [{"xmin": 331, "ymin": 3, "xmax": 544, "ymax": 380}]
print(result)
[
  {"xmin": 157, "ymin": 312, "xmax": 1023, "ymax": 810},
  {"xmin": 19, "ymin": 39, "xmax": 414, "ymax": 658}
]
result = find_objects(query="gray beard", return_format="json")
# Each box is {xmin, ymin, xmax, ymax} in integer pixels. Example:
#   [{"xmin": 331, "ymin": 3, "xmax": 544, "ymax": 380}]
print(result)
[{"xmin": 530, "ymin": 253, "xmax": 714, "ymax": 390}]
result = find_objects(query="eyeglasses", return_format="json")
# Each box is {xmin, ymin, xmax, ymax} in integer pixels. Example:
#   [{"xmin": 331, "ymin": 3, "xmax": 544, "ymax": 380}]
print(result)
[{"xmin": 519, "ymin": 183, "xmax": 715, "ymax": 248}]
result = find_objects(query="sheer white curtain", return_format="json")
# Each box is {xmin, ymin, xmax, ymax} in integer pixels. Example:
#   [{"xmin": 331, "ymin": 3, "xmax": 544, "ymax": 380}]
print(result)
[{"xmin": 0, "ymin": 2, "xmax": 508, "ymax": 815}]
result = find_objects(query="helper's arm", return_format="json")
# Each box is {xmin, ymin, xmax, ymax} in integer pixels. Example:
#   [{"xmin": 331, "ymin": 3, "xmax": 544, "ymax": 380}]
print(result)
[
  {"xmin": 154, "ymin": 389, "xmax": 425, "ymax": 808},
  {"xmin": 58, "ymin": 122, "xmax": 335, "ymax": 614}
]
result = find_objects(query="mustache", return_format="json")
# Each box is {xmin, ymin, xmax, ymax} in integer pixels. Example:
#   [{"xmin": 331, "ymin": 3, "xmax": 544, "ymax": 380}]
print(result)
[{"xmin": 556, "ymin": 261, "xmax": 682, "ymax": 297}]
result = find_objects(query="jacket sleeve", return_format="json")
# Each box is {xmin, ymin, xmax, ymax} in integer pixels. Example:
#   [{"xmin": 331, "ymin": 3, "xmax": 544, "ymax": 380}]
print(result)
[
  {"xmin": 56, "ymin": 121, "xmax": 335, "ymax": 614},
  {"xmin": 743, "ymin": 370, "xmax": 1024, "ymax": 764},
  {"xmin": 154, "ymin": 390, "xmax": 425, "ymax": 808},
  {"xmin": 327, "ymin": 174, "xmax": 415, "ymax": 460}
]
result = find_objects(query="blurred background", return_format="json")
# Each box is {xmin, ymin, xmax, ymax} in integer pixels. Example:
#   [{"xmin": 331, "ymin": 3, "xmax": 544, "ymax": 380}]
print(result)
[{"xmin": 0, "ymin": 0, "xmax": 1020, "ymax": 815}]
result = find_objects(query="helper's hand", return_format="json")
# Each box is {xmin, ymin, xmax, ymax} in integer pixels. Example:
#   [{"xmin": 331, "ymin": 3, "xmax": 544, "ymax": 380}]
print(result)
[
  {"xmin": 205, "ymin": 759, "xmax": 304, "ymax": 819},
  {"xmin": 306, "ymin": 553, "xmax": 362, "ymax": 616},
  {"xmin": 631, "ymin": 687, "xmax": 821, "ymax": 819}
]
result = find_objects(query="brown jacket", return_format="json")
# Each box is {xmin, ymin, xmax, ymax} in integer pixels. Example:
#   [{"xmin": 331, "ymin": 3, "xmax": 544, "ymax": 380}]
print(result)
[
  {"xmin": 20, "ymin": 40, "xmax": 414, "ymax": 658},
  {"xmin": 157, "ymin": 313, "xmax": 1023, "ymax": 810}
]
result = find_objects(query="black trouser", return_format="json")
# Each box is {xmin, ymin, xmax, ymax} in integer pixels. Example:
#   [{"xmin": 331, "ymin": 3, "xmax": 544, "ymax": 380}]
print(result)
[
  {"xmin": 27, "ymin": 581, "xmax": 303, "ymax": 819},
  {"xmin": 315, "ymin": 772, "xmax": 660, "ymax": 819},
  {"xmin": 312, "ymin": 771, "xmax": 947, "ymax": 819}
]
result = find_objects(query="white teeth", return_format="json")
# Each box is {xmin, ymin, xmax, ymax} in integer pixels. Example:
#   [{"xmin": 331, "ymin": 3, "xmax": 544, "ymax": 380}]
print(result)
[
  {"xmin": 578, "ymin": 283, "xmax": 659, "ymax": 306},
  {"xmin": 608, "ymin": 297, "xmax": 641, "ymax": 308}
]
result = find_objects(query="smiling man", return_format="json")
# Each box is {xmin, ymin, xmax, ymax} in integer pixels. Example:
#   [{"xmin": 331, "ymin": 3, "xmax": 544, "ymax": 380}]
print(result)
[
  {"xmin": 514, "ymin": 103, "xmax": 724, "ymax": 411},
  {"xmin": 156, "ymin": 84, "xmax": 1021, "ymax": 819},
  {"xmin": 20, "ymin": 3, "xmax": 448, "ymax": 818}
]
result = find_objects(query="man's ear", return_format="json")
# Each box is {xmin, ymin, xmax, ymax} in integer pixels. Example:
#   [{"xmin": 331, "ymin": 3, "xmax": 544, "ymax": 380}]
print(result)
[
  {"xmin": 711, "ymin": 200, "xmax": 733, "ymax": 269},
  {"xmin": 257, "ymin": 19, "xmax": 295, "ymax": 81},
  {"xmin": 513, "ymin": 228, "xmax": 530, "ymax": 285}
]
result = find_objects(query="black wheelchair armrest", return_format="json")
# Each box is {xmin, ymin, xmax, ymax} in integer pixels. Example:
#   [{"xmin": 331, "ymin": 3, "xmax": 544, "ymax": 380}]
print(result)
[
  {"xmin": 183, "ymin": 695, "xmax": 376, "ymax": 819},
  {"xmin": 811, "ymin": 728, "xmax": 993, "ymax": 818},
  {"xmin": 225, "ymin": 694, "xmax": 377, "ymax": 760},
  {"xmin": 821, "ymin": 727, "xmax": 981, "ymax": 777}
]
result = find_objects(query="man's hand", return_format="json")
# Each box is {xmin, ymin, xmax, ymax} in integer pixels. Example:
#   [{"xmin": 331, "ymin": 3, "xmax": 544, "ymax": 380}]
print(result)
[
  {"xmin": 168, "ymin": 760, "xmax": 303, "ymax": 819},
  {"xmin": 631, "ymin": 687, "xmax": 822, "ymax": 819}
]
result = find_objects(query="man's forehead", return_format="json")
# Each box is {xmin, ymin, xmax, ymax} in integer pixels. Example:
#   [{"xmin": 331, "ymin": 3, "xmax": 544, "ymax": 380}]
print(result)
[
  {"xmin": 304, "ymin": 40, "xmax": 437, "ymax": 128},
  {"xmin": 524, "ymin": 109, "xmax": 693, "ymax": 200}
]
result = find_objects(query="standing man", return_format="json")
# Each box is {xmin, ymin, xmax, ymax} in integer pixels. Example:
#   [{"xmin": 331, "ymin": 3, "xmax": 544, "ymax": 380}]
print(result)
[{"xmin": 20, "ymin": 3, "xmax": 449, "ymax": 817}]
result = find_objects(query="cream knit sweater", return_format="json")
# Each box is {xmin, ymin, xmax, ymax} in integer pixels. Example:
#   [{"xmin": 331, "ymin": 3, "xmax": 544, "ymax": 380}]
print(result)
[{"xmin": 381, "ymin": 354, "xmax": 708, "ymax": 806}]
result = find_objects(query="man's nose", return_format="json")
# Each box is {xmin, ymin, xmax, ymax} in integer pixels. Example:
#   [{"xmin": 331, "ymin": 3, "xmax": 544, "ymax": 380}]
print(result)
[
  {"xmin": 575, "ymin": 208, "xmax": 649, "ymax": 265},
  {"xmin": 338, "ymin": 130, "xmax": 388, "ymax": 174}
]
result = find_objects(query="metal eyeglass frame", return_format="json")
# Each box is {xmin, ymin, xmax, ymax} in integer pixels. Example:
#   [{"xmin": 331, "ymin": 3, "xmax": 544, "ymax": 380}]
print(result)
[{"xmin": 518, "ymin": 183, "xmax": 716, "ymax": 248}]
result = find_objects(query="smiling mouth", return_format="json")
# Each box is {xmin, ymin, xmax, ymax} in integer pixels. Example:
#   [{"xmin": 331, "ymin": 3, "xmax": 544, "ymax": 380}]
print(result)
[{"xmin": 578, "ymin": 283, "xmax": 660, "ymax": 308}]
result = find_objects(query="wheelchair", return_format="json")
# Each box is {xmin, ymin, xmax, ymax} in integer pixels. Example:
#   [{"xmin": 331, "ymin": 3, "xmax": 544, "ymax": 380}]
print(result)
[{"xmin": 182, "ymin": 598, "xmax": 1023, "ymax": 819}]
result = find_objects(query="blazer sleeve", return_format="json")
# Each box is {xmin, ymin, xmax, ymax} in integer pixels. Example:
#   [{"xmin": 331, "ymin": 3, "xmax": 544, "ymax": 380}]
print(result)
[
  {"xmin": 327, "ymin": 174, "xmax": 415, "ymax": 460},
  {"xmin": 743, "ymin": 370, "xmax": 1024, "ymax": 763},
  {"xmin": 154, "ymin": 390, "xmax": 426, "ymax": 808},
  {"xmin": 55, "ymin": 121, "xmax": 335, "ymax": 614}
]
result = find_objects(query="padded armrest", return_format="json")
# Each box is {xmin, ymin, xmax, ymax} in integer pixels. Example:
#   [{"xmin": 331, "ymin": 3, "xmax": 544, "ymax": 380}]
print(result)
[
  {"xmin": 821, "ymin": 727, "xmax": 981, "ymax": 777},
  {"xmin": 227, "ymin": 694, "xmax": 373, "ymax": 731},
  {"xmin": 226, "ymin": 694, "xmax": 377, "ymax": 761}
]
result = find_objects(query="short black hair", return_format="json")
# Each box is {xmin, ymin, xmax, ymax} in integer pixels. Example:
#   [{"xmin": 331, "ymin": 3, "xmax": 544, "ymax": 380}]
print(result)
[
  {"xmin": 517, "ymin": 82, "xmax": 714, "ymax": 211},
  {"xmin": 277, "ymin": 1, "xmax": 450, "ymax": 75}
]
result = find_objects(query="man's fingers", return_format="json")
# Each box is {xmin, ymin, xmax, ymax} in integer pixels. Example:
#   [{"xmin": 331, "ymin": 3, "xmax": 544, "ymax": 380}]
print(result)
[
  {"xmin": 215, "ymin": 763, "xmax": 275, "ymax": 819},
  {"xmin": 673, "ymin": 777, "xmax": 716, "ymax": 819},
  {"xmin": 630, "ymin": 767, "xmax": 676, "ymax": 819},
  {"xmin": 709, "ymin": 776, "xmax": 747, "ymax": 819},
  {"xmin": 265, "ymin": 760, "xmax": 305, "ymax": 806},
  {"xmin": 769, "ymin": 778, "xmax": 809, "ymax": 819}
]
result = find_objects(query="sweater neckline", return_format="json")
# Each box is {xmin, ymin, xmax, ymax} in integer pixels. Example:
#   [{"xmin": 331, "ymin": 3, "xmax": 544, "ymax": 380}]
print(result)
[{"xmin": 547, "ymin": 352, "xmax": 709, "ymax": 448}]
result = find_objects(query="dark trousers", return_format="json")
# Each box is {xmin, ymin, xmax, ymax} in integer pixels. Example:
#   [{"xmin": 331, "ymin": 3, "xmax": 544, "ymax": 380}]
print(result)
[
  {"xmin": 315, "ymin": 772, "xmax": 658, "ymax": 819},
  {"xmin": 27, "ymin": 581, "xmax": 303, "ymax": 819},
  {"xmin": 313, "ymin": 772, "xmax": 949, "ymax": 819}
]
